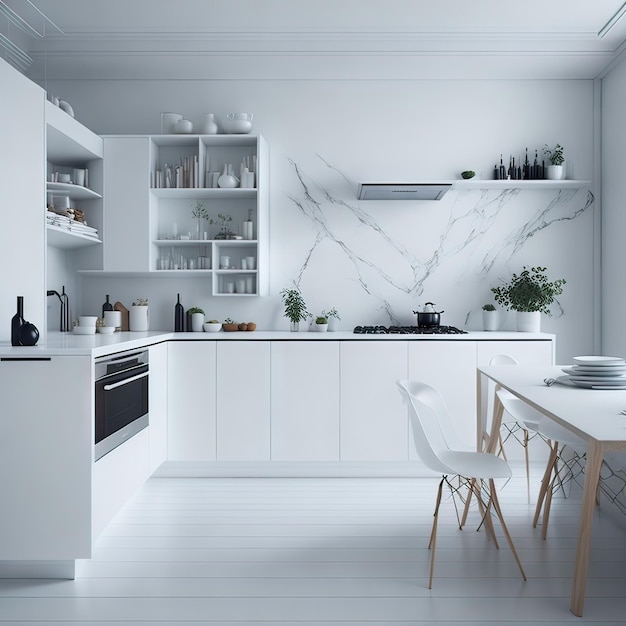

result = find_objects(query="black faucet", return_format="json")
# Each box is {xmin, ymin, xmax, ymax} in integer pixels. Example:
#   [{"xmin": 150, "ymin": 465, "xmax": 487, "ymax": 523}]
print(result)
[{"xmin": 47, "ymin": 286, "xmax": 71, "ymax": 332}]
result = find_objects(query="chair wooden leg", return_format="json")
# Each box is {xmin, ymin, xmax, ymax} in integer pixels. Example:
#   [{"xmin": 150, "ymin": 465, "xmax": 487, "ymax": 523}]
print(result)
[
  {"xmin": 542, "ymin": 470, "xmax": 556, "ymax": 540},
  {"xmin": 534, "ymin": 441, "xmax": 559, "ymax": 528},
  {"xmin": 489, "ymin": 478, "xmax": 527, "ymax": 581},
  {"xmin": 498, "ymin": 431, "xmax": 508, "ymax": 461},
  {"xmin": 428, "ymin": 477, "xmax": 445, "ymax": 589},
  {"xmin": 473, "ymin": 479, "xmax": 499, "ymax": 548}
]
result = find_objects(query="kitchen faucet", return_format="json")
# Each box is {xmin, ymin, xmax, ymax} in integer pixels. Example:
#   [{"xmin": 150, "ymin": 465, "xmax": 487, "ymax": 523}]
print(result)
[{"xmin": 47, "ymin": 286, "xmax": 71, "ymax": 332}]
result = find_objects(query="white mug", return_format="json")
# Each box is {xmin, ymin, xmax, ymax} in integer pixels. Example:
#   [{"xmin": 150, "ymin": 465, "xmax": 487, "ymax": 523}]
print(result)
[
  {"xmin": 245, "ymin": 256, "xmax": 256, "ymax": 270},
  {"xmin": 220, "ymin": 256, "xmax": 231, "ymax": 269},
  {"xmin": 104, "ymin": 310, "xmax": 122, "ymax": 330}
]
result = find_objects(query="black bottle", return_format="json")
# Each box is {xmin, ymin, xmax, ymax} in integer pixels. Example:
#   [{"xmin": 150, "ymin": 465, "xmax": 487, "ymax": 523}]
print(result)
[
  {"xmin": 11, "ymin": 296, "xmax": 24, "ymax": 346},
  {"xmin": 102, "ymin": 294, "xmax": 114, "ymax": 318},
  {"xmin": 174, "ymin": 293, "xmax": 184, "ymax": 332}
]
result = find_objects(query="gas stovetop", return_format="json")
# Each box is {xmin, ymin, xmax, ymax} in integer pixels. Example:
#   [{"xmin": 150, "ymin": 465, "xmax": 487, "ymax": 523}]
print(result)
[{"xmin": 353, "ymin": 325, "xmax": 467, "ymax": 335}]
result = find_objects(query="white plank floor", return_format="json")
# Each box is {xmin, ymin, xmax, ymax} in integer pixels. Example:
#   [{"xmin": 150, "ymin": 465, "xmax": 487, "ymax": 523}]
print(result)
[{"xmin": 1, "ymin": 463, "xmax": 625, "ymax": 625}]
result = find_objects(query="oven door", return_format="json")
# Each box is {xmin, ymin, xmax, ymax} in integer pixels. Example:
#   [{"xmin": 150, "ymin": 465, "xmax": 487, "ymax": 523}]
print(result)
[{"xmin": 95, "ymin": 352, "xmax": 149, "ymax": 461}]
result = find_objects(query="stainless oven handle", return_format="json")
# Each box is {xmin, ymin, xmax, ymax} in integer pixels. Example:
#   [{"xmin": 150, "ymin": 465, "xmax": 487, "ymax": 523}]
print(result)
[
  {"xmin": 103, "ymin": 371, "xmax": 149, "ymax": 391},
  {"xmin": 96, "ymin": 352, "xmax": 146, "ymax": 366}
]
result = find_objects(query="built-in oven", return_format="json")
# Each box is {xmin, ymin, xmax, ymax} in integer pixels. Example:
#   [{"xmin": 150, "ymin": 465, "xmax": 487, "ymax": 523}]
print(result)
[{"xmin": 94, "ymin": 349, "xmax": 149, "ymax": 461}]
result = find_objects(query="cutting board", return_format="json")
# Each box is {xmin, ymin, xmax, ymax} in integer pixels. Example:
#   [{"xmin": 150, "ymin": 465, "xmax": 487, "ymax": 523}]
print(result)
[{"xmin": 114, "ymin": 301, "xmax": 129, "ymax": 331}]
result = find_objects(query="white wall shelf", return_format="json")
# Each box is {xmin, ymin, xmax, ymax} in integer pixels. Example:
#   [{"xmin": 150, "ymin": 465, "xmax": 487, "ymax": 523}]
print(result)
[
  {"xmin": 47, "ymin": 181, "xmax": 102, "ymax": 200},
  {"xmin": 452, "ymin": 179, "xmax": 591, "ymax": 190},
  {"xmin": 47, "ymin": 225, "xmax": 102, "ymax": 249},
  {"xmin": 151, "ymin": 188, "xmax": 256, "ymax": 199}
]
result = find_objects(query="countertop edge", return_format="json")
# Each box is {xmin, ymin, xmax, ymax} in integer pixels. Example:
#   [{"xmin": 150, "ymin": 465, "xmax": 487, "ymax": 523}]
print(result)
[{"xmin": 0, "ymin": 330, "xmax": 556, "ymax": 357}]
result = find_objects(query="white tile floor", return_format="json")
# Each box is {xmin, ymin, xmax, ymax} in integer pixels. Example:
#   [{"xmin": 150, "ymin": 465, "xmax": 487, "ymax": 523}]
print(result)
[{"xmin": 0, "ymin": 463, "xmax": 625, "ymax": 625}]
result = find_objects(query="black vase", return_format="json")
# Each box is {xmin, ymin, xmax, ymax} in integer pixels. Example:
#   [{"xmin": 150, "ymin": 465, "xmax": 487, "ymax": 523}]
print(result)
[
  {"xmin": 17, "ymin": 322, "xmax": 39, "ymax": 346},
  {"xmin": 174, "ymin": 293, "xmax": 184, "ymax": 332},
  {"xmin": 102, "ymin": 294, "xmax": 114, "ymax": 317},
  {"xmin": 10, "ymin": 296, "xmax": 24, "ymax": 346}
]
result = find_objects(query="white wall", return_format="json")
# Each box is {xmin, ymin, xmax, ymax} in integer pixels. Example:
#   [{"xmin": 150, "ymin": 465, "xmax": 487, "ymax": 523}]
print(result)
[
  {"xmin": 45, "ymin": 78, "xmax": 596, "ymax": 362},
  {"xmin": 601, "ymin": 58, "xmax": 626, "ymax": 358}
]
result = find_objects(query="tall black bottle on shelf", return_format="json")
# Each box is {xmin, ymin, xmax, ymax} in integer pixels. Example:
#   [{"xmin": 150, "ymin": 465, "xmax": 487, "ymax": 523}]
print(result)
[
  {"xmin": 174, "ymin": 293, "xmax": 185, "ymax": 332},
  {"xmin": 102, "ymin": 294, "xmax": 114, "ymax": 318},
  {"xmin": 10, "ymin": 296, "xmax": 24, "ymax": 346}
]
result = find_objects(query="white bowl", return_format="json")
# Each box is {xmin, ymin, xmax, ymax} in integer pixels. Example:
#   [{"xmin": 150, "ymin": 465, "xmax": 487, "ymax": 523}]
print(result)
[
  {"xmin": 222, "ymin": 119, "xmax": 252, "ymax": 134},
  {"xmin": 98, "ymin": 326, "xmax": 116, "ymax": 334},
  {"xmin": 74, "ymin": 326, "xmax": 96, "ymax": 335},
  {"xmin": 203, "ymin": 322, "xmax": 222, "ymax": 333},
  {"xmin": 78, "ymin": 315, "xmax": 98, "ymax": 327}
]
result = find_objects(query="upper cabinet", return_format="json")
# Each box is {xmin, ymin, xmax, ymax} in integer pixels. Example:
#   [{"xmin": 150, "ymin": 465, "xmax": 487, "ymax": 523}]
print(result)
[
  {"xmin": 95, "ymin": 133, "xmax": 269, "ymax": 297},
  {"xmin": 45, "ymin": 100, "xmax": 104, "ymax": 263}
]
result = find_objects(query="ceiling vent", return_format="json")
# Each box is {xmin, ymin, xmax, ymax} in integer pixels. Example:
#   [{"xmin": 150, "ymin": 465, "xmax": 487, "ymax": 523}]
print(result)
[{"xmin": 357, "ymin": 182, "xmax": 452, "ymax": 201}]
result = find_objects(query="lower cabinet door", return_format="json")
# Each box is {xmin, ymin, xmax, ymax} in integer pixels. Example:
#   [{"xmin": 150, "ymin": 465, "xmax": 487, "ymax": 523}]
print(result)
[
  {"xmin": 167, "ymin": 341, "xmax": 217, "ymax": 461},
  {"xmin": 340, "ymin": 341, "xmax": 409, "ymax": 461},
  {"xmin": 408, "ymin": 341, "xmax": 477, "ymax": 451},
  {"xmin": 217, "ymin": 341, "xmax": 270, "ymax": 461},
  {"xmin": 270, "ymin": 341, "xmax": 340, "ymax": 461},
  {"xmin": 148, "ymin": 342, "xmax": 168, "ymax": 471}
]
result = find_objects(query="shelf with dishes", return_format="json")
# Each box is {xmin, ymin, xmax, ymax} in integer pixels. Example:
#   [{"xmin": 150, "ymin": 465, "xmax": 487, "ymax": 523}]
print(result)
[{"xmin": 46, "ymin": 223, "xmax": 102, "ymax": 249}]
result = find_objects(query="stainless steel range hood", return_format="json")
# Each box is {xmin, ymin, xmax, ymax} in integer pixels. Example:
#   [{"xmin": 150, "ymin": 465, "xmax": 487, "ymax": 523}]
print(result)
[{"xmin": 358, "ymin": 182, "xmax": 452, "ymax": 201}]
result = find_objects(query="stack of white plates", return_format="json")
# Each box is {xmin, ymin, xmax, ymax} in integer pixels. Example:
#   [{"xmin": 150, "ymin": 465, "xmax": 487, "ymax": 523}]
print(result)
[{"xmin": 560, "ymin": 355, "xmax": 626, "ymax": 389}]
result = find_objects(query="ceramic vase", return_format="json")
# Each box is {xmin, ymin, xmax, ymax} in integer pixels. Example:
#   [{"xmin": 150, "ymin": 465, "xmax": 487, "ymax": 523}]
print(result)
[
  {"xmin": 482, "ymin": 310, "xmax": 499, "ymax": 331},
  {"xmin": 546, "ymin": 164, "xmax": 565, "ymax": 180},
  {"xmin": 327, "ymin": 317, "xmax": 339, "ymax": 332},
  {"xmin": 129, "ymin": 305, "xmax": 149, "ymax": 331},
  {"xmin": 199, "ymin": 113, "xmax": 218, "ymax": 135},
  {"xmin": 191, "ymin": 313, "xmax": 204, "ymax": 332},
  {"xmin": 516, "ymin": 311, "xmax": 541, "ymax": 333},
  {"xmin": 217, "ymin": 165, "xmax": 238, "ymax": 188}
]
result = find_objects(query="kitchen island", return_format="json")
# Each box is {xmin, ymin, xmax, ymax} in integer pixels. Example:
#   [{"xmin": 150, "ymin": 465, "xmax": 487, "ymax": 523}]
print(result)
[{"xmin": 0, "ymin": 330, "xmax": 553, "ymax": 578}]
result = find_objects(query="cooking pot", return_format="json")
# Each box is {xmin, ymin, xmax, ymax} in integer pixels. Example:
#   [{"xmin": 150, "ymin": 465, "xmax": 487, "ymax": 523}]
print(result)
[{"xmin": 413, "ymin": 302, "xmax": 444, "ymax": 327}]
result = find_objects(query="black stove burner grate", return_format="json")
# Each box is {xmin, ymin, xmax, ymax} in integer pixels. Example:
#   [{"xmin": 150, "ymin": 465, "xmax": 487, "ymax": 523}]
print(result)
[{"xmin": 353, "ymin": 325, "xmax": 467, "ymax": 335}]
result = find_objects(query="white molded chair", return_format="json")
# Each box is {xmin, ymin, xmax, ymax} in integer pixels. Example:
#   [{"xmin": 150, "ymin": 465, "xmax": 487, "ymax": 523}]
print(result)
[
  {"xmin": 397, "ymin": 379, "xmax": 526, "ymax": 588},
  {"xmin": 533, "ymin": 415, "xmax": 588, "ymax": 539},
  {"xmin": 488, "ymin": 355, "xmax": 551, "ymax": 500}
]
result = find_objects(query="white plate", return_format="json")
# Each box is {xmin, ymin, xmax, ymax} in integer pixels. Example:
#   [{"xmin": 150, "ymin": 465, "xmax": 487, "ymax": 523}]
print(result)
[
  {"xmin": 572, "ymin": 355, "xmax": 626, "ymax": 366},
  {"xmin": 567, "ymin": 375, "xmax": 626, "ymax": 384},
  {"xmin": 561, "ymin": 365, "xmax": 626, "ymax": 377},
  {"xmin": 570, "ymin": 380, "xmax": 626, "ymax": 390}
]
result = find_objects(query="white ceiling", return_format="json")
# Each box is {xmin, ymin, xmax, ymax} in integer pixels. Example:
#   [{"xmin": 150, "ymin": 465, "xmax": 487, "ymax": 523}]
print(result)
[{"xmin": 5, "ymin": 0, "xmax": 626, "ymax": 80}]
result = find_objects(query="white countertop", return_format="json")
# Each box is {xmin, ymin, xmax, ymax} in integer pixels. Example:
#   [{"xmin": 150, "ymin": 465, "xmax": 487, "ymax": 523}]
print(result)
[{"xmin": 0, "ymin": 330, "xmax": 556, "ymax": 358}]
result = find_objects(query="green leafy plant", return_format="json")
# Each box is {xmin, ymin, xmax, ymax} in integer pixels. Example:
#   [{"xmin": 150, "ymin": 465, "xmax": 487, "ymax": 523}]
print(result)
[
  {"xmin": 315, "ymin": 315, "xmax": 328, "ymax": 325},
  {"xmin": 482, "ymin": 303, "xmax": 496, "ymax": 312},
  {"xmin": 322, "ymin": 308, "xmax": 341, "ymax": 320},
  {"xmin": 491, "ymin": 266, "xmax": 566, "ymax": 315},
  {"xmin": 280, "ymin": 288, "xmax": 309, "ymax": 323},
  {"xmin": 191, "ymin": 201, "xmax": 209, "ymax": 221},
  {"xmin": 543, "ymin": 144, "xmax": 564, "ymax": 166},
  {"xmin": 214, "ymin": 213, "xmax": 235, "ymax": 239},
  {"xmin": 188, "ymin": 307, "xmax": 205, "ymax": 315}
]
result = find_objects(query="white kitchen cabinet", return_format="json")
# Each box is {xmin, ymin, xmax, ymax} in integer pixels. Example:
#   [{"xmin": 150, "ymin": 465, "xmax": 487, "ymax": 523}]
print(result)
[
  {"xmin": 167, "ymin": 341, "xmax": 217, "ymax": 461},
  {"xmin": 340, "ymin": 341, "xmax": 409, "ymax": 461},
  {"xmin": 408, "ymin": 341, "xmax": 477, "ymax": 450},
  {"xmin": 216, "ymin": 341, "xmax": 270, "ymax": 460},
  {"xmin": 0, "ymin": 355, "xmax": 92, "ymax": 560},
  {"xmin": 93, "ymin": 134, "xmax": 269, "ymax": 296},
  {"xmin": 45, "ymin": 100, "xmax": 104, "ymax": 270},
  {"xmin": 270, "ymin": 341, "xmax": 340, "ymax": 461},
  {"xmin": 0, "ymin": 59, "xmax": 45, "ymax": 343},
  {"xmin": 102, "ymin": 136, "xmax": 150, "ymax": 271},
  {"xmin": 149, "ymin": 341, "xmax": 168, "ymax": 471}
]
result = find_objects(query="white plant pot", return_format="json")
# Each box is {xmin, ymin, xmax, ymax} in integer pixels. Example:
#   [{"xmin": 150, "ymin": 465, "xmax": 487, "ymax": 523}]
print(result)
[
  {"xmin": 191, "ymin": 313, "xmax": 204, "ymax": 332},
  {"xmin": 546, "ymin": 164, "xmax": 565, "ymax": 180},
  {"xmin": 482, "ymin": 310, "xmax": 499, "ymax": 331},
  {"xmin": 314, "ymin": 323, "xmax": 328, "ymax": 332},
  {"xmin": 327, "ymin": 317, "xmax": 339, "ymax": 332},
  {"xmin": 128, "ymin": 305, "xmax": 149, "ymax": 331},
  {"xmin": 516, "ymin": 311, "xmax": 541, "ymax": 333}
]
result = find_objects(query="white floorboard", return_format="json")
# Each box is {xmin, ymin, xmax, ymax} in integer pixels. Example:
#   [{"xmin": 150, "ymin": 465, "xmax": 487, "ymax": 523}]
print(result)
[{"xmin": 1, "ymin": 462, "xmax": 625, "ymax": 624}]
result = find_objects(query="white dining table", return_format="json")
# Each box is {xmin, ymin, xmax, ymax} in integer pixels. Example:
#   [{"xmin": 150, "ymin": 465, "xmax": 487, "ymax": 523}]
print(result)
[{"xmin": 477, "ymin": 364, "xmax": 626, "ymax": 617}]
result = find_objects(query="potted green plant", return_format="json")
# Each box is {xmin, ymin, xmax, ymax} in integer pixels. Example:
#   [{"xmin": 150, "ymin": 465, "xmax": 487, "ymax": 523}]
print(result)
[
  {"xmin": 491, "ymin": 266, "xmax": 566, "ymax": 332},
  {"xmin": 187, "ymin": 306, "xmax": 205, "ymax": 332},
  {"xmin": 313, "ymin": 315, "xmax": 328, "ymax": 332},
  {"xmin": 543, "ymin": 144, "xmax": 565, "ymax": 180},
  {"xmin": 481, "ymin": 303, "xmax": 498, "ymax": 331},
  {"xmin": 322, "ymin": 307, "xmax": 341, "ymax": 332},
  {"xmin": 280, "ymin": 287, "xmax": 309, "ymax": 332},
  {"xmin": 214, "ymin": 212, "xmax": 236, "ymax": 239}
]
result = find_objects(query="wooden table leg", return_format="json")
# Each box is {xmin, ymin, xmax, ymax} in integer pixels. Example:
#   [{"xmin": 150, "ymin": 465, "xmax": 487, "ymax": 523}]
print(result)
[{"xmin": 570, "ymin": 439, "xmax": 604, "ymax": 617}]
